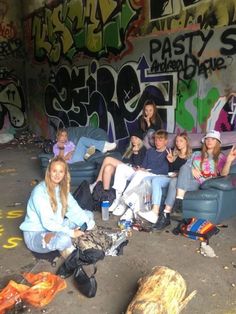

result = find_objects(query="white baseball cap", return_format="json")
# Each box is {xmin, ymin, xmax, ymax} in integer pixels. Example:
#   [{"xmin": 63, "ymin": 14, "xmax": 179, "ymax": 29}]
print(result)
[{"xmin": 201, "ymin": 130, "xmax": 221, "ymax": 143}]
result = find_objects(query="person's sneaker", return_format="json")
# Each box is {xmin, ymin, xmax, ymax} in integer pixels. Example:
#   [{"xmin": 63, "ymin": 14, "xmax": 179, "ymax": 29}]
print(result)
[
  {"xmin": 113, "ymin": 203, "xmax": 127, "ymax": 216},
  {"xmin": 172, "ymin": 198, "xmax": 183, "ymax": 213},
  {"xmin": 120, "ymin": 208, "xmax": 134, "ymax": 220},
  {"xmin": 152, "ymin": 212, "xmax": 170, "ymax": 231},
  {"xmin": 84, "ymin": 146, "xmax": 96, "ymax": 160},
  {"xmin": 102, "ymin": 141, "xmax": 117, "ymax": 153},
  {"xmin": 138, "ymin": 210, "xmax": 158, "ymax": 224},
  {"xmin": 109, "ymin": 198, "xmax": 121, "ymax": 212}
]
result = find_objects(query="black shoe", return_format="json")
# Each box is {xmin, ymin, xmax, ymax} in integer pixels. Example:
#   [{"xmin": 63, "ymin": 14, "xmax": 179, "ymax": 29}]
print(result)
[
  {"xmin": 152, "ymin": 213, "xmax": 170, "ymax": 231},
  {"xmin": 172, "ymin": 198, "xmax": 183, "ymax": 213}
]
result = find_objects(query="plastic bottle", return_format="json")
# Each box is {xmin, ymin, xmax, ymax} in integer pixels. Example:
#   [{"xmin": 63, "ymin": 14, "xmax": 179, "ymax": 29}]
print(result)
[{"xmin": 101, "ymin": 201, "xmax": 110, "ymax": 221}]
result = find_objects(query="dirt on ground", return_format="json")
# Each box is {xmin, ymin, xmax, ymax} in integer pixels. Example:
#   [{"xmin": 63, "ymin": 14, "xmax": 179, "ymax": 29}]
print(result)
[{"xmin": 0, "ymin": 142, "xmax": 236, "ymax": 314}]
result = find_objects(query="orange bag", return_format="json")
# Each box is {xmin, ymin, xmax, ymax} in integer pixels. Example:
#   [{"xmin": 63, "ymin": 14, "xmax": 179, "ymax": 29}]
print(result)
[
  {"xmin": 0, "ymin": 280, "xmax": 29, "ymax": 314},
  {"xmin": 0, "ymin": 272, "xmax": 66, "ymax": 314},
  {"xmin": 22, "ymin": 272, "xmax": 67, "ymax": 307}
]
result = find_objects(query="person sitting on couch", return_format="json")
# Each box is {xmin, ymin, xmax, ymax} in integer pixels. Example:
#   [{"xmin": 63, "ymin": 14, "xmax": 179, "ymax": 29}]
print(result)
[
  {"xmin": 20, "ymin": 156, "xmax": 95, "ymax": 258},
  {"xmin": 53, "ymin": 128, "xmax": 116, "ymax": 163},
  {"xmin": 138, "ymin": 132, "xmax": 192, "ymax": 226},
  {"xmin": 90, "ymin": 129, "xmax": 146, "ymax": 193},
  {"xmin": 110, "ymin": 129, "xmax": 169, "ymax": 216},
  {"xmin": 170, "ymin": 130, "xmax": 236, "ymax": 214}
]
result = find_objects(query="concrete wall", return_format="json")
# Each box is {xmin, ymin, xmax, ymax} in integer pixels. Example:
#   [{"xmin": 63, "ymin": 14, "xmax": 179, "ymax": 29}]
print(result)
[
  {"xmin": 5, "ymin": 0, "xmax": 236, "ymax": 141},
  {"xmin": 0, "ymin": 0, "xmax": 25, "ymax": 136}
]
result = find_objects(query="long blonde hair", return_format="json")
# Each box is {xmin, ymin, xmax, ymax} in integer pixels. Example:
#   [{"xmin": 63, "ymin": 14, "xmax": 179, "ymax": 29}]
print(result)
[
  {"xmin": 201, "ymin": 140, "xmax": 221, "ymax": 172},
  {"xmin": 172, "ymin": 132, "xmax": 192, "ymax": 160},
  {"xmin": 122, "ymin": 137, "xmax": 144, "ymax": 159},
  {"xmin": 45, "ymin": 156, "xmax": 71, "ymax": 217}
]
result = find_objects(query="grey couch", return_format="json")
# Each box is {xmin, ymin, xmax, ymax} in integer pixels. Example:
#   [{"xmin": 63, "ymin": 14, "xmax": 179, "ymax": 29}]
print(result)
[
  {"xmin": 182, "ymin": 163, "xmax": 236, "ymax": 224},
  {"xmin": 38, "ymin": 126, "xmax": 122, "ymax": 186}
]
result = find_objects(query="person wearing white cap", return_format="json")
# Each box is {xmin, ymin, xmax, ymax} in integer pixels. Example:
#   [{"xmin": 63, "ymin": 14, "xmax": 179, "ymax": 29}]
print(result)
[{"xmin": 171, "ymin": 130, "xmax": 236, "ymax": 213}]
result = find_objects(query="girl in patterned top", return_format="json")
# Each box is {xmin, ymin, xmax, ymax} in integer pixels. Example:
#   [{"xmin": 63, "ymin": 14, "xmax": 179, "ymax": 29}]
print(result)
[{"xmin": 172, "ymin": 130, "xmax": 236, "ymax": 212}]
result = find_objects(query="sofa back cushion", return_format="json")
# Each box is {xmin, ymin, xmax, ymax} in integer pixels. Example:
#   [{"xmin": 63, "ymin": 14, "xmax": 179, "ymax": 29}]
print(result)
[{"xmin": 67, "ymin": 126, "xmax": 108, "ymax": 145}]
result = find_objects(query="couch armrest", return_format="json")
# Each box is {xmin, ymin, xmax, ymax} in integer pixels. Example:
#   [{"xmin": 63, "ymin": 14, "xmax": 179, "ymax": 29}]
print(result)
[
  {"xmin": 200, "ymin": 174, "xmax": 236, "ymax": 191},
  {"xmin": 38, "ymin": 153, "xmax": 53, "ymax": 160}
]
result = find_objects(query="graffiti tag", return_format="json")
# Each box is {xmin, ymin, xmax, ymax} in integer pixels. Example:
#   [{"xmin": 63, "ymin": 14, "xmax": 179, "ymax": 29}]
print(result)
[{"xmin": 32, "ymin": 0, "xmax": 140, "ymax": 63}]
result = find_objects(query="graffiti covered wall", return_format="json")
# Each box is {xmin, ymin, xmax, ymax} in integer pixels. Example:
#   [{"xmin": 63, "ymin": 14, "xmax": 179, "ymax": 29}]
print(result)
[
  {"xmin": 23, "ymin": 0, "xmax": 236, "ymax": 141},
  {"xmin": 0, "ymin": 0, "xmax": 26, "ymax": 135}
]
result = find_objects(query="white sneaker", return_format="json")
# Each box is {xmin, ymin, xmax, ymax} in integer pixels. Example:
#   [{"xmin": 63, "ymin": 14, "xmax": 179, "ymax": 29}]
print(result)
[
  {"xmin": 138, "ymin": 210, "xmax": 158, "ymax": 224},
  {"xmin": 109, "ymin": 198, "xmax": 121, "ymax": 212},
  {"xmin": 103, "ymin": 142, "xmax": 117, "ymax": 153},
  {"xmin": 120, "ymin": 208, "xmax": 133, "ymax": 220},
  {"xmin": 113, "ymin": 203, "xmax": 127, "ymax": 216}
]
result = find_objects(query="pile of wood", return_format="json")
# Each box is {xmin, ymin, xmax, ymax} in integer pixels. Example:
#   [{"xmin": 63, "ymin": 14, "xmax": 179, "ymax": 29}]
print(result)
[{"xmin": 126, "ymin": 266, "xmax": 197, "ymax": 314}]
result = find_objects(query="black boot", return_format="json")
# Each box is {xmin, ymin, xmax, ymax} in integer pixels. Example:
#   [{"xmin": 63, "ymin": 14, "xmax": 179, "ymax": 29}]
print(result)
[
  {"xmin": 172, "ymin": 198, "xmax": 183, "ymax": 213},
  {"xmin": 153, "ymin": 212, "xmax": 170, "ymax": 231}
]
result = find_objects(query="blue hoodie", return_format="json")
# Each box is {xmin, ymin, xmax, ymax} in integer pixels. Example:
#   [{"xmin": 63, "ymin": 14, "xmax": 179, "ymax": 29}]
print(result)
[{"xmin": 20, "ymin": 181, "xmax": 94, "ymax": 236}]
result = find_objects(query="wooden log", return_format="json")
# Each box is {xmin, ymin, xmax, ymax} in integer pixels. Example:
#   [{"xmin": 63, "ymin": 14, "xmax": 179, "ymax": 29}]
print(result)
[{"xmin": 126, "ymin": 266, "xmax": 197, "ymax": 314}]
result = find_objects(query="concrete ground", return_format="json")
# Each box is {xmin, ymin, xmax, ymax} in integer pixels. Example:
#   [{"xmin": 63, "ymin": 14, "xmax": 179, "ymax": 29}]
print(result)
[{"xmin": 0, "ymin": 141, "xmax": 236, "ymax": 314}]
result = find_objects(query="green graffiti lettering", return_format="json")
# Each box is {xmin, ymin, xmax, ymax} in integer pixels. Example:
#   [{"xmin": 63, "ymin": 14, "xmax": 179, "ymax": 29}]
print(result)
[
  {"xmin": 32, "ymin": 15, "xmax": 52, "ymax": 60},
  {"xmin": 31, "ymin": 0, "xmax": 139, "ymax": 63},
  {"xmin": 176, "ymin": 80, "xmax": 197, "ymax": 130},
  {"xmin": 89, "ymin": 113, "xmax": 99, "ymax": 128},
  {"xmin": 51, "ymin": 5, "xmax": 73, "ymax": 54},
  {"xmin": 103, "ymin": 0, "xmax": 136, "ymax": 51},
  {"xmin": 193, "ymin": 88, "xmax": 220, "ymax": 125}
]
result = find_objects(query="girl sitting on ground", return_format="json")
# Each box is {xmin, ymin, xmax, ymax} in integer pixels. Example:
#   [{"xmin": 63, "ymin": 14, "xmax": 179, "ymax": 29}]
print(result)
[
  {"xmin": 170, "ymin": 130, "xmax": 236, "ymax": 216},
  {"xmin": 138, "ymin": 132, "xmax": 192, "ymax": 227},
  {"xmin": 53, "ymin": 128, "xmax": 116, "ymax": 163},
  {"xmin": 20, "ymin": 156, "xmax": 95, "ymax": 258},
  {"xmin": 90, "ymin": 129, "xmax": 146, "ymax": 193}
]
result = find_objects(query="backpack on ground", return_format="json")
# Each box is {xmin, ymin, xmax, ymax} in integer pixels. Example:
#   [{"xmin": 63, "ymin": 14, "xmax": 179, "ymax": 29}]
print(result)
[
  {"xmin": 73, "ymin": 180, "xmax": 95, "ymax": 211},
  {"xmin": 92, "ymin": 181, "xmax": 116, "ymax": 211},
  {"xmin": 172, "ymin": 217, "xmax": 220, "ymax": 244}
]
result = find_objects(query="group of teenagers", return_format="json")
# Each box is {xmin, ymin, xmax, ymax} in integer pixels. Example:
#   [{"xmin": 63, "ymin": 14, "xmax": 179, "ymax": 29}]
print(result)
[{"xmin": 20, "ymin": 100, "xmax": 236, "ymax": 260}]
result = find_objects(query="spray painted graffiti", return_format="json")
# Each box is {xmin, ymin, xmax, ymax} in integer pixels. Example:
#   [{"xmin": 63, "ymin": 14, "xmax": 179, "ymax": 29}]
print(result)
[
  {"xmin": 0, "ymin": 20, "xmax": 16, "ymax": 39},
  {"xmin": 176, "ymin": 80, "xmax": 236, "ymax": 132},
  {"xmin": 0, "ymin": 38, "xmax": 23, "ymax": 59},
  {"xmin": 149, "ymin": 27, "xmax": 236, "ymax": 81},
  {"xmin": 31, "ymin": 0, "xmax": 142, "ymax": 64},
  {"xmin": 0, "ymin": 68, "xmax": 26, "ymax": 130},
  {"xmin": 0, "ymin": 1, "xmax": 8, "ymax": 22},
  {"xmin": 150, "ymin": 0, "xmax": 174, "ymax": 20},
  {"xmin": 207, "ymin": 94, "xmax": 236, "ymax": 131},
  {"xmin": 0, "ymin": 209, "xmax": 23, "ymax": 249},
  {"xmin": 148, "ymin": 0, "xmax": 236, "ymax": 32},
  {"xmin": 0, "ymin": 1, "xmax": 23, "ymax": 60},
  {"xmin": 181, "ymin": 0, "xmax": 204, "ymax": 8},
  {"xmin": 45, "ymin": 59, "xmax": 177, "ymax": 140}
]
